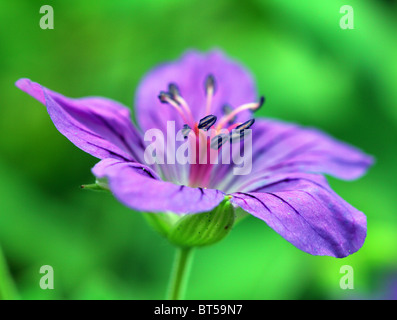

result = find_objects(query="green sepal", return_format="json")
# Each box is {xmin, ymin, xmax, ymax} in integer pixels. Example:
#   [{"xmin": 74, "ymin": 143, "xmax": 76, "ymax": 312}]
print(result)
[
  {"xmin": 167, "ymin": 199, "xmax": 235, "ymax": 248},
  {"xmin": 142, "ymin": 212, "xmax": 179, "ymax": 238},
  {"xmin": 234, "ymin": 206, "xmax": 250, "ymax": 225},
  {"xmin": 80, "ymin": 179, "xmax": 110, "ymax": 192}
]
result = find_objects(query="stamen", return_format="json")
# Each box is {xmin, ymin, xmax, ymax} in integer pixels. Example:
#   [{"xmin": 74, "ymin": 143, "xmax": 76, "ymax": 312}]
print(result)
[
  {"xmin": 158, "ymin": 91, "xmax": 176, "ymax": 104},
  {"xmin": 204, "ymin": 74, "xmax": 216, "ymax": 116},
  {"xmin": 226, "ymin": 122, "xmax": 242, "ymax": 131},
  {"xmin": 229, "ymin": 119, "xmax": 254, "ymax": 143},
  {"xmin": 167, "ymin": 83, "xmax": 195, "ymax": 126},
  {"xmin": 210, "ymin": 133, "xmax": 228, "ymax": 150},
  {"xmin": 198, "ymin": 115, "xmax": 217, "ymax": 130},
  {"xmin": 168, "ymin": 83, "xmax": 180, "ymax": 99},
  {"xmin": 205, "ymin": 74, "xmax": 216, "ymax": 94},
  {"xmin": 235, "ymin": 118, "xmax": 255, "ymax": 131},
  {"xmin": 230, "ymin": 128, "xmax": 252, "ymax": 143},
  {"xmin": 216, "ymin": 96, "xmax": 264, "ymax": 130},
  {"xmin": 159, "ymin": 78, "xmax": 262, "ymax": 189},
  {"xmin": 258, "ymin": 96, "xmax": 266, "ymax": 111},
  {"xmin": 158, "ymin": 91, "xmax": 190, "ymax": 125},
  {"xmin": 181, "ymin": 124, "xmax": 191, "ymax": 139},
  {"xmin": 222, "ymin": 104, "xmax": 236, "ymax": 124}
]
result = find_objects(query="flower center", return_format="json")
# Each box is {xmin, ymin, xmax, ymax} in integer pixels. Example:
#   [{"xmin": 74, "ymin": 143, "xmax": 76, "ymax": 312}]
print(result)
[{"xmin": 158, "ymin": 74, "xmax": 264, "ymax": 188}]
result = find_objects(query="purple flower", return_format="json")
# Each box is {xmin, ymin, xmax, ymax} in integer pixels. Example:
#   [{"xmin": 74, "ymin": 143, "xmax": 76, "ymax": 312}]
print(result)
[{"xmin": 16, "ymin": 50, "xmax": 373, "ymax": 258}]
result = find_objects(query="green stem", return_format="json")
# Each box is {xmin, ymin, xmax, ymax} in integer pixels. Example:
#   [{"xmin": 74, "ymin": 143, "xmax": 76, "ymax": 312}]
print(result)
[
  {"xmin": 0, "ymin": 246, "xmax": 18, "ymax": 300},
  {"xmin": 167, "ymin": 247, "xmax": 194, "ymax": 300}
]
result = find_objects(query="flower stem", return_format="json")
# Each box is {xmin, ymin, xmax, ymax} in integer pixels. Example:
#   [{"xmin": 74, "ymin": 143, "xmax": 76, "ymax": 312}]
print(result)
[
  {"xmin": 0, "ymin": 245, "xmax": 18, "ymax": 300},
  {"xmin": 167, "ymin": 247, "xmax": 194, "ymax": 300}
]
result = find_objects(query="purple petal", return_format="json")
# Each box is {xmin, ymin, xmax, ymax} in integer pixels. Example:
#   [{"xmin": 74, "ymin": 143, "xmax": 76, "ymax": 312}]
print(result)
[
  {"xmin": 16, "ymin": 78, "xmax": 145, "ymax": 162},
  {"xmin": 230, "ymin": 172, "xmax": 366, "ymax": 257},
  {"xmin": 135, "ymin": 50, "xmax": 257, "ymax": 133},
  {"xmin": 92, "ymin": 158, "xmax": 226, "ymax": 214},
  {"xmin": 225, "ymin": 118, "xmax": 373, "ymax": 192},
  {"xmin": 257, "ymin": 119, "xmax": 373, "ymax": 179}
]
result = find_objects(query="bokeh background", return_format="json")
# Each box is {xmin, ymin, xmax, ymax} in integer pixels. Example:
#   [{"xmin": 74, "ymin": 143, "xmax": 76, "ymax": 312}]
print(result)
[{"xmin": 0, "ymin": 0, "xmax": 396, "ymax": 300}]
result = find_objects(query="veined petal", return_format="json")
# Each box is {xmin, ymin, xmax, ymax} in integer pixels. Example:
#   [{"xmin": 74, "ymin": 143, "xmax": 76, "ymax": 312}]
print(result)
[
  {"xmin": 252, "ymin": 119, "xmax": 373, "ymax": 180},
  {"xmin": 222, "ymin": 118, "xmax": 373, "ymax": 193},
  {"xmin": 135, "ymin": 50, "xmax": 257, "ymax": 133},
  {"xmin": 16, "ymin": 78, "xmax": 145, "ymax": 162},
  {"xmin": 92, "ymin": 158, "xmax": 226, "ymax": 214},
  {"xmin": 230, "ymin": 172, "xmax": 366, "ymax": 257}
]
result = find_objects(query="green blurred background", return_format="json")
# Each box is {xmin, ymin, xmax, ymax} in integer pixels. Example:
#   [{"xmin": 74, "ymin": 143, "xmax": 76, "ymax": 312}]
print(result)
[{"xmin": 0, "ymin": 0, "xmax": 396, "ymax": 300}]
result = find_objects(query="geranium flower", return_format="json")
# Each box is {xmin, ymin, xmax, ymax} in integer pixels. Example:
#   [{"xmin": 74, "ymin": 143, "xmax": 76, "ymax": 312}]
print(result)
[{"xmin": 16, "ymin": 50, "xmax": 373, "ymax": 258}]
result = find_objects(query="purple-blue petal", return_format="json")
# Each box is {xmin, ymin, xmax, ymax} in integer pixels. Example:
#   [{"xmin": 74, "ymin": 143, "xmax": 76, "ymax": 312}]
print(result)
[
  {"xmin": 230, "ymin": 172, "xmax": 366, "ymax": 257},
  {"xmin": 135, "ymin": 50, "xmax": 257, "ymax": 133},
  {"xmin": 254, "ymin": 119, "xmax": 374, "ymax": 180},
  {"xmin": 92, "ymin": 158, "xmax": 226, "ymax": 214},
  {"xmin": 222, "ymin": 118, "xmax": 373, "ymax": 193},
  {"xmin": 16, "ymin": 78, "xmax": 145, "ymax": 162}
]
